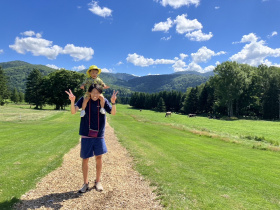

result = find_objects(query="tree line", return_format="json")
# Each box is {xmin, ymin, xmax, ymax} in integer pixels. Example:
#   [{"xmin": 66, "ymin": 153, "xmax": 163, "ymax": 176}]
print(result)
[
  {"xmin": 0, "ymin": 66, "xmax": 132, "ymax": 109},
  {"xmin": 130, "ymin": 61, "xmax": 280, "ymax": 120}
]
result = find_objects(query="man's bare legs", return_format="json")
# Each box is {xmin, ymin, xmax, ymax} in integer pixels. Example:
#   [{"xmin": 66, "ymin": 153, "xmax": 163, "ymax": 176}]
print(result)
[
  {"xmin": 82, "ymin": 158, "xmax": 89, "ymax": 184},
  {"xmin": 95, "ymin": 155, "xmax": 102, "ymax": 182},
  {"xmin": 82, "ymin": 155, "xmax": 102, "ymax": 184}
]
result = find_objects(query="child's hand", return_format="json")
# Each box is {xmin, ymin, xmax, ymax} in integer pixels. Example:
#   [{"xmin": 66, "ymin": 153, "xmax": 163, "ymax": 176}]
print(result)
[
  {"xmin": 103, "ymin": 85, "xmax": 110, "ymax": 89},
  {"xmin": 80, "ymin": 85, "xmax": 85, "ymax": 90}
]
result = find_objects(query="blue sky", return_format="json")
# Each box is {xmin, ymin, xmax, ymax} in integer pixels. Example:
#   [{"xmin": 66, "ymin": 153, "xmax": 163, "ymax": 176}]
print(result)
[{"xmin": 0, "ymin": 0, "xmax": 279, "ymax": 76}]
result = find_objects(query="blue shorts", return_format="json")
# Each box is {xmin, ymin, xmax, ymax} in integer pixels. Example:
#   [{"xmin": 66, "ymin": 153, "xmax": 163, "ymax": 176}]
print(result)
[{"xmin": 80, "ymin": 137, "xmax": 107, "ymax": 159}]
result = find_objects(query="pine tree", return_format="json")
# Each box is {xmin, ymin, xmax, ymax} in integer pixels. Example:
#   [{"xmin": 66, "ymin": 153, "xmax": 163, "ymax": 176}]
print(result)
[
  {"xmin": 0, "ymin": 67, "xmax": 9, "ymax": 105},
  {"xmin": 11, "ymin": 88, "xmax": 20, "ymax": 103},
  {"xmin": 157, "ymin": 97, "xmax": 166, "ymax": 112},
  {"xmin": 25, "ymin": 69, "xmax": 43, "ymax": 109}
]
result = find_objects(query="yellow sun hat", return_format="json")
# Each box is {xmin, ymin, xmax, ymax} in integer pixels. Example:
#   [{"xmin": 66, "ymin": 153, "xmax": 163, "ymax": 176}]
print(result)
[{"xmin": 86, "ymin": 65, "xmax": 101, "ymax": 77}]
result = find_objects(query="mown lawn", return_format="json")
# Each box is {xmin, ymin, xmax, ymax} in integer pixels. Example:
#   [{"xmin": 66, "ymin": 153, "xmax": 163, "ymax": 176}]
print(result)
[
  {"xmin": 0, "ymin": 104, "xmax": 80, "ymax": 210},
  {"xmin": 108, "ymin": 105, "xmax": 280, "ymax": 209}
]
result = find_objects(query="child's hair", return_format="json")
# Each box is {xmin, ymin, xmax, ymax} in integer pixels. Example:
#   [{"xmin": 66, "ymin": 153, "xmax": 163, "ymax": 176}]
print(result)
[{"xmin": 88, "ymin": 84, "xmax": 103, "ymax": 94}]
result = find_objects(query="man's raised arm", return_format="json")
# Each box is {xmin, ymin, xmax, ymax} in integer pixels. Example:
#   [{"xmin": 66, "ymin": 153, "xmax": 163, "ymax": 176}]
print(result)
[{"xmin": 65, "ymin": 89, "xmax": 79, "ymax": 114}]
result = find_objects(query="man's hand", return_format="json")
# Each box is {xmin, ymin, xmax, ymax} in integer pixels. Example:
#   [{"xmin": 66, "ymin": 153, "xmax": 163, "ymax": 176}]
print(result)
[
  {"xmin": 111, "ymin": 90, "xmax": 118, "ymax": 103},
  {"xmin": 65, "ymin": 89, "xmax": 76, "ymax": 103}
]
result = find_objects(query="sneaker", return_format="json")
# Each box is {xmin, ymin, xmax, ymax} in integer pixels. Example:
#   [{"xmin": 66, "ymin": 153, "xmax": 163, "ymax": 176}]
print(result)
[
  {"xmin": 100, "ymin": 108, "xmax": 106, "ymax": 115},
  {"xmin": 80, "ymin": 110, "xmax": 86, "ymax": 117},
  {"xmin": 94, "ymin": 181, "xmax": 103, "ymax": 192},
  {"xmin": 78, "ymin": 182, "xmax": 89, "ymax": 193}
]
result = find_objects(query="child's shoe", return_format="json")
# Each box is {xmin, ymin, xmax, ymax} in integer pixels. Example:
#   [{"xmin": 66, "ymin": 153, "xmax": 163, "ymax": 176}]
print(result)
[
  {"xmin": 100, "ymin": 108, "xmax": 106, "ymax": 114},
  {"xmin": 80, "ymin": 110, "xmax": 86, "ymax": 117}
]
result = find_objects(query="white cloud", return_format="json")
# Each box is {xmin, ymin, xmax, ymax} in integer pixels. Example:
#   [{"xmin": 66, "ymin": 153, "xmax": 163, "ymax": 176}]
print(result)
[
  {"xmin": 0, "ymin": 49, "xmax": 3, "ymax": 54},
  {"xmin": 172, "ymin": 59, "xmax": 187, "ymax": 71},
  {"xmin": 21, "ymin": 31, "xmax": 42, "ymax": 38},
  {"xmin": 155, "ymin": 0, "xmax": 200, "ymax": 9},
  {"xmin": 174, "ymin": 14, "xmax": 202, "ymax": 34},
  {"xmin": 215, "ymin": 6, "xmax": 220, "ymax": 9},
  {"xmin": 152, "ymin": 14, "xmax": 212, "ymax": 42},
  {"xmin": 180, "ymin": 53, "xmax": 188, "ymax": 60},
  {"xmin": 185, "ymin": 30, "xmax": 213, "ymax": 41},
  {"xmin": 126, "ymin": 53, "xmax": 175, "ymax": 67},
  {"xmin": 191, "ymin": 46, "xmax": 226, "ymax": 63},
  {"xmin": 152, "ymin": 18, "xmax": 173, "ymax": 32},
  {"xmin": 63, "ymin": 44, "xmax": 94, "ymax": 61},
  {"xmin": 72, "ymin": 65, "xmax": 86, "ymax": 71},
  {"xmin": 88, "ymin": 1, "xmax": 112, "ymax": 18},
  {"xmin": 230, "ymin": 33, "xmax": 280, "ymax": 66},
  {"xmin": 9, "ymin": 32, "xmax": 94, "ymax": 61},
  {"xmin": 116, "ymin": 61, "xmax": 123, "ymax": 65},
  {"xmin": 127, "ymin": 47, "xmax": 224, "ymax": 73},
  {"xmin": 267, "ymin": 31, "xmax": 278, "ymax": 38},
  {"xmin": 46, "ymin": 64, "xmax": 61, "ymax": 69},
  {"xmin": 161, "ymin": 36, "xmax": 172, "ymax": 41},
  {"xmin": 101, "ymin": 68, "xmax": 112, "ymax": 73},
  {"xmin": 203, "ymin": 65, "xmax": 215, "ymax": 72},
  {"xmin": 9, "ymin": 36, "xmax": 62, "ymax": 59}
]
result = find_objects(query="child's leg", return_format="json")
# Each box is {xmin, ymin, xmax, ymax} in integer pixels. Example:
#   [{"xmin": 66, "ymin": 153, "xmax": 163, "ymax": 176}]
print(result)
[
  {"xmin": 99, "ymin": 94, "xmax": 106, "ymax": 114},
  {"xmin": 99, "ymin": 94, "xmax": 105, "ymax": 108},
  {"xmin": 82, "ymin": 96, "xmax": 90, "ymax": 110},
  {"xmin": 80, "ymin": 95, "xmax": 90, "ymax": 117}
]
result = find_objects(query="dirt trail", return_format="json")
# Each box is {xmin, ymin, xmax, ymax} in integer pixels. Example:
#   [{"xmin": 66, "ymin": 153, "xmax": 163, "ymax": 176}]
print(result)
[{"xmin": 15, "ymin": 122, "xmax": 162, "ymax": 210}]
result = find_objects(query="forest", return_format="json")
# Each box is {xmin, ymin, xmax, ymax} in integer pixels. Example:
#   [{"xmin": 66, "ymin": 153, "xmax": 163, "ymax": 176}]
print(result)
[
  {"xmin": 1, "ymin": 61, "xmax": 280, "ymax": 120},
  {"xmin": 129, "ymin": 61, "xmax": 280, "ymax": 120}
]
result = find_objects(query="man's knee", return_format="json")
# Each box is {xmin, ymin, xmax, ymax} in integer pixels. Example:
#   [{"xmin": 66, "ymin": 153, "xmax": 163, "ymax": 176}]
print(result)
[
  {"xmin": 82, "ymin": 158, "xmax": 89, "ymax": 164},
  {"xmin": 95, "ymin": 155, "xmax": 102, "ymax": 161}
]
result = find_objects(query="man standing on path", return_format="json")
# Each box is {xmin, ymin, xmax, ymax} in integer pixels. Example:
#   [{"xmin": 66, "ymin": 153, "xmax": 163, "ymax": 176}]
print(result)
[{"xmin": 65, "ymin": 84, "xmax": 118, "ymax": 193}]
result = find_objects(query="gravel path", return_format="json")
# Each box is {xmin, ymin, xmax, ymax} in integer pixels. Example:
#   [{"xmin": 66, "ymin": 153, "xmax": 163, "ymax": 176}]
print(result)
[{"xmin": 15, "ymin": 122, "xmax": 162, "ymax": 210}]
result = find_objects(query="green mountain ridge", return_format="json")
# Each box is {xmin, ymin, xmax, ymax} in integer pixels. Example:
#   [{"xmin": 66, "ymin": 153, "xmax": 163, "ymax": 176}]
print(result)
[{"xmin": 1, "ymin": 60, "xmax": 211, "ymax": 93}]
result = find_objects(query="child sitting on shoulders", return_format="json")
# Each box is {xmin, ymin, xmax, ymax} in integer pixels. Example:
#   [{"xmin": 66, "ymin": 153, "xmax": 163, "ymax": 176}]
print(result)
[{"xmin": 80, "ymin": 65, "xmax": 109, "ymax": 117}]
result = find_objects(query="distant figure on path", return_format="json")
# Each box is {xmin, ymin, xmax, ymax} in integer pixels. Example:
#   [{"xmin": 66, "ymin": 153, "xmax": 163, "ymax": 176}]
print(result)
[{"xmin": 65, "ymin": 84, "xmax": 118, "ymax": 193}]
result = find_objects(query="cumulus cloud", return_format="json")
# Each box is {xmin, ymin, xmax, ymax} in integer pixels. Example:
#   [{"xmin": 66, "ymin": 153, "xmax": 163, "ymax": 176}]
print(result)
[
  {"xmin": 21, "ymin": 31, "xmax": 42, "ymax": 38},
  {"xmin": 191, "ymin": 46, "xmax": 226, "ymax": 63},
  {"xmin": 0, "ymin": 49, "xmax": 3, "ymax": 54},
  {"xmin": 116, "ymin": 61, "xmax": 123, "ymax": 65},
  {"xmin": 179, "ymin": 53, "xmax": 188, "ymax": 60},
  {"xmin": 102, "ymin": 68, "xmax": 112, "ymax": 73},
  {"xmin": 152, "ymin": 14, "xmax": 212, "ymax": 42},
  {"xmin": 152, "ymin": 18, "xmax": 173, "ymax": 32},
  {"xmin": 46, "ymin": 64, "xmax": 61, "ymax": 69},
  {"xmin": 9, "ymin": 31, "xmax": 94, "ymax": 61},
  {"xmin": 127, "ymin": 46, "xmax": 224, "ymax": 73},
  {"xmin": 72, "ymin": 65, "xmax": 86, "ymax": 71},
  {"xmin": 230, "ymin": 33, "xmax": 280, "ymax": 66},
  {"xmin": 155, "ymin": 0, "xmax": 200, "ymax": 9},
  {"xmin": 126, "ymin": 53, "xmax": 175, "ymax": 67},
  {"xmin": 88, "ymin": 1, "xmax": 112, "ymax": 17},
  {"xmin": 174, "ymin": 14, "xmax": 202, "ymax": 34},
  {"xmin": 215, "ymin": 6, "xmax": 220, "ymax": 9},
  {"xmin": 185, "ymin": 30, "xmax": 213, "ymax": 41},
  {"xmin": 63, "ymin": 44, "xmax": 94, "ymax": 61}
]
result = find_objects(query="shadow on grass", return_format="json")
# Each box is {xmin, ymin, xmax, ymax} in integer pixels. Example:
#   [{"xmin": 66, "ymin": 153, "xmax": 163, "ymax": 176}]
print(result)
[
  {"xmin": 0, "ymin": 197, "xmax": 19, "ymax": 210},
  {"xmin": 1, "ymin": 190, "xmax": 86, "ymax": 210}
]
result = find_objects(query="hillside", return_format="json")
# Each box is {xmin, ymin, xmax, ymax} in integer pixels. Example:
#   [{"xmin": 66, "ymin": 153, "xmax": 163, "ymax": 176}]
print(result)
[
  {"xmin": 1, "ymin": 60, "xmax": 211, "ymax": 93},
  {"xmin": 1, "ymin": 61, "xmax": 57, "ymax": 92}
]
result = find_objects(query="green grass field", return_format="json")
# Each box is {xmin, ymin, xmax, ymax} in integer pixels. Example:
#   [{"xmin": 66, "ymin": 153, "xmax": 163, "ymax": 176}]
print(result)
[
  {"xmin": 0, "ymin": 104, "xmax": 80, "ymax": 210},
  {"xmin": 108, "ymin": 105, "xmax": 280, "ymax": 209}
]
